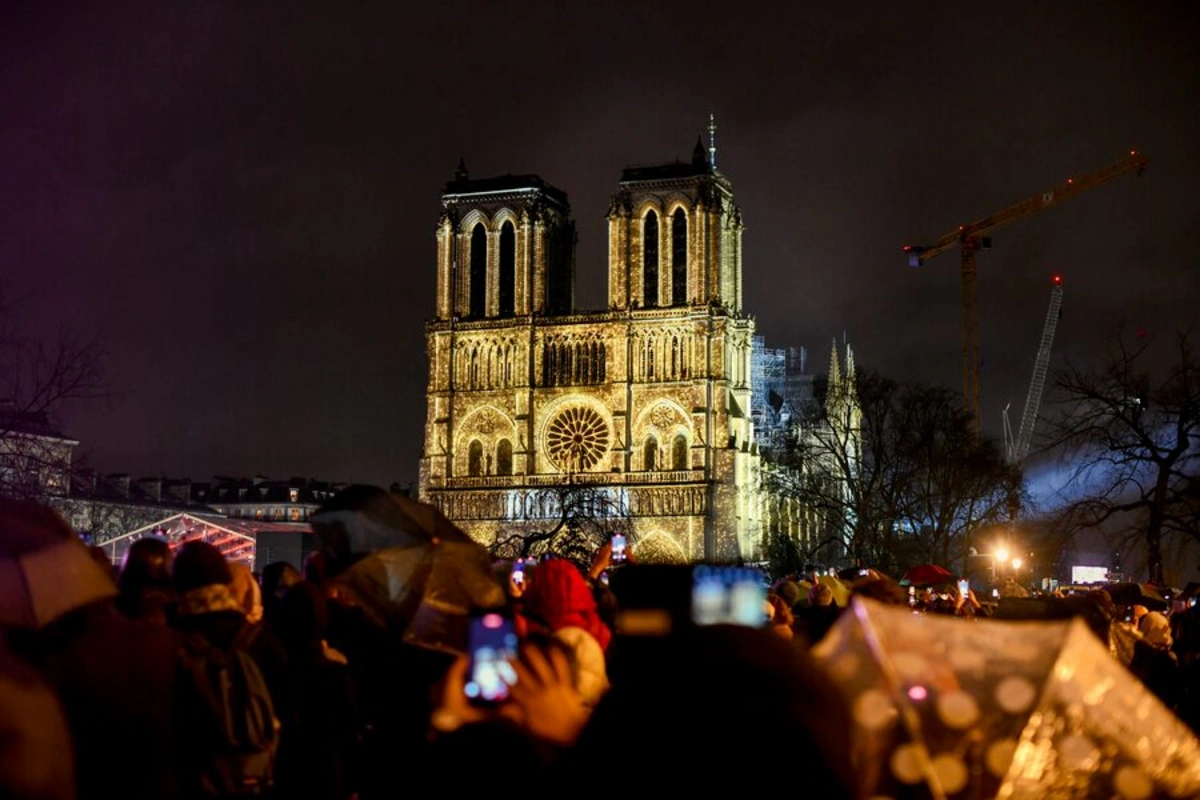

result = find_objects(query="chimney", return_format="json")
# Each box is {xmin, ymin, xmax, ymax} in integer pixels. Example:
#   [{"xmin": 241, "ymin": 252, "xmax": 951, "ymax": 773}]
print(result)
[
  {"xmin": 253, "ymin": 474, "xmax": 269, "ymax": 486},
  {"xmin": 166, "ymin": 478, "xmax": 192, "ymax": 505},
  {"xmin": 107, "ymin": 473, "xmax": 131, "ymax": 498},
  {"xmin": 137, "ymin": 477, "xmax": 162, "ymax": 504},
  {"xmin": 75, "ymin": 468, "xmax": 97, "ymax": 496}
]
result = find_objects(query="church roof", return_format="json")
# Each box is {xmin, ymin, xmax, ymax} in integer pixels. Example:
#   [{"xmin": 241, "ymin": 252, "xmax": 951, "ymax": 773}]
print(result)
[
  {"xmin": 443, "ymin": 173, "xmax": 569, "ymax": 207},
  {"xmin": 620, "ymin": 134, "xmax": 723, "ymax": 184},
  {"xmin": 620, "ymin": 160, "xmax": 714, "ymax": 183}
]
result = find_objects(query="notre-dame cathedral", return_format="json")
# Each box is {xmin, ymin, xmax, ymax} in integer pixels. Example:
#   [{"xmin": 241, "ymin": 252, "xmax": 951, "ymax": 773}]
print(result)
[{"xmin": 418, "ymin": 127, "xmax": 858, "ymax": 563}]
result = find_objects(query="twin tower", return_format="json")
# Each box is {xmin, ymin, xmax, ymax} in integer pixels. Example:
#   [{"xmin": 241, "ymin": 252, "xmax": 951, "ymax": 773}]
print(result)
[
  {"xmin": 432, "ymin": 136, "xmax": 744, "ymax": 322},
  {"xmin": 420, "ymin": 132, "xmax": 771, "ymax": 563}
]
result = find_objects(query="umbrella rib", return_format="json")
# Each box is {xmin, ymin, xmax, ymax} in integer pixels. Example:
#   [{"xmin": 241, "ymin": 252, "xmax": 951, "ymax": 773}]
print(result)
[{"xmin": 852, "ymin": 599, "xmax": 949, "ymax": 800}]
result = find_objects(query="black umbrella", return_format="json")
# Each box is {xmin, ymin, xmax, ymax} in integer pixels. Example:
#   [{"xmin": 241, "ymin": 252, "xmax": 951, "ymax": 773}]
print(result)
[{"xmin": 1104, "ymin": 582, "xmax": 1168, "ymax": 611}]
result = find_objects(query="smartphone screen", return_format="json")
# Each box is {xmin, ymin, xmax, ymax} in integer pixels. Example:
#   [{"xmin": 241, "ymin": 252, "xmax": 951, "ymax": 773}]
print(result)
[
  {"xmin": 511, "ymin": 559, "xmax": 525, "ymax": 586},
  {"xmin": 465, "ymin": 612, "xmax": 518, "ymax": 705},
  {"xmin": 611, "ymin": 533, "xmax": 627, "ymax": 563},
  {"xmin": 957, "ymin": 579, "xmax": 969, "ymax": 596},
  {"xmin": 692, "ymin": 566, "xmax": 766, "ymax": 626}
]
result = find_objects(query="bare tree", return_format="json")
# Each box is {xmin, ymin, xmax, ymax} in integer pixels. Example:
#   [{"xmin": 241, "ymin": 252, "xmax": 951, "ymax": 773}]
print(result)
[
  {"xmin": 890, "ymin": 384, "xmax": 1024, "ymax": 571},
  {"xmin": 1042, "ymin": 329, "xmax": 1200, "ymax": 585},
  {"xmin": 0, "ymin": 289, "xmax": 106, "ymax": 500},
  {"xmin": 765, "ymin": 370, "xmax": 1022, "ymax": 575},
  {"xmin": 490, "ymin": 482, "xmax": 632, "ymax": 571}
]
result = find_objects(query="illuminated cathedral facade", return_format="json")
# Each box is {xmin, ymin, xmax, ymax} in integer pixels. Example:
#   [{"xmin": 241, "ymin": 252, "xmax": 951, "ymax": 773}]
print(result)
[{"xmin": 418, "ymin": 130, "xmax": 849, "ymax": 563}]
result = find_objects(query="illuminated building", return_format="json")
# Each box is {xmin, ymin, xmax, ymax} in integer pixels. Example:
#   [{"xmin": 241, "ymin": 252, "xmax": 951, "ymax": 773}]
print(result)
[{"xmin": 419, "ymin": 127, "xmax": 855, "ymax": 562}]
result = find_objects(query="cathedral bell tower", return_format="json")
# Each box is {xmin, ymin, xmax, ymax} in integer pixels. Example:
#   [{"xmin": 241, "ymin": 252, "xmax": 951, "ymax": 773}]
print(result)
[
  {"xmin": 605, "ymin": 121, "xmax": 744, "ymax": 312},
  {"xmin": 434, "ymin": 163, "xmax": 576, "ymax": 320}
]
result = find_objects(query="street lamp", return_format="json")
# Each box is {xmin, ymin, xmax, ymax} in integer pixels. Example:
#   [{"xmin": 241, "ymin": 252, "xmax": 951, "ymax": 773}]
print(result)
[
  {"xmin": 992, "ymin": 546, "xmax": 1011, "ymax": 583},
  {"xmin": 1011, "ymin": 557, "xmax": 1023, "ymax": 571}
]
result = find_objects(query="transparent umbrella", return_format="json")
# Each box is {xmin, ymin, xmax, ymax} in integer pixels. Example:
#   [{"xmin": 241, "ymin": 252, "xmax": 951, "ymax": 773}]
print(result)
[
  {"xmin": 814, "ymin": 598, "xmax": 1200, "ymax": 799},
  {"xmin": 0, "ymin": 499, "xmax": 116, "ymax": 629},
  {"xmin": 311, "ymin": 489, "xmax": 506, "ymax": 654}
]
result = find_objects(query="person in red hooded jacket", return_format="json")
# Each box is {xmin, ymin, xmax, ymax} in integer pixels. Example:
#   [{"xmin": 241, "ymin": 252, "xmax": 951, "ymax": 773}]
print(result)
[{"xmin": 514, "ymin": 559, "xmax": 611, "ymax": 707}]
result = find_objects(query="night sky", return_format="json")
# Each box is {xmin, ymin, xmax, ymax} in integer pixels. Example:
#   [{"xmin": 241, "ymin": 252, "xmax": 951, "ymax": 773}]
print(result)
[{"xmin": 4, "ymin": 1, "xmax": 1197, "ymax": 490}]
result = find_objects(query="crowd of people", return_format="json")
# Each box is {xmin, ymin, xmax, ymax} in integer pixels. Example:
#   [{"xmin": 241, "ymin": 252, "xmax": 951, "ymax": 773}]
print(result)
[{"xmin": 2, "ymin": 491, "xmax": 1199, "ymax": 799}]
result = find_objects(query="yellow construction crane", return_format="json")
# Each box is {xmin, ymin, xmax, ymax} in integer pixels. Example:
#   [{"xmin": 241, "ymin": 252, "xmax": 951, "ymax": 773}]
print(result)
[{"xmin": 905, "ymin": 150, "xmax": 1148, "ymax": 432}]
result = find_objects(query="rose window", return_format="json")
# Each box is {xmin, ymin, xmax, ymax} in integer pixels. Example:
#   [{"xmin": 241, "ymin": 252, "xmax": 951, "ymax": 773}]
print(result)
[{"xmin": 545, "ymin": 406, "xmax": 610, "ymax": 472}]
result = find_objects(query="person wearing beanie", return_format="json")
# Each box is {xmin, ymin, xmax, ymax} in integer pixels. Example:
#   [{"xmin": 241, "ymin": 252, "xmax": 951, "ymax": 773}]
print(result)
[
  {"xmin": 170, "ymin": 543, "xmax": 291, "ymax": 798},
  {"xmin": 172, "ymin": 541, "xmax": 241, "ymax": 617},
  {"xmin": 774, "ymin": 580, "xmax": 803, "ymax": 610}
]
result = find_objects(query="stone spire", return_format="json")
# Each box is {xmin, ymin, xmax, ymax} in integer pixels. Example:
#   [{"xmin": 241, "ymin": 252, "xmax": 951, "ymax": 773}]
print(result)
[
  {"xmin": 708, "ymin": 112, "xmax": 717, "ymax": 170},
  {"xmin": 828, "ymin": 338, "xmax": 842, "ymax": 387},
  {"xmin": 454, "ymin": 157, "xmax": 469, "ymax": 182},
  {"xmin": 826, "ymin": 338, "xmax": 842, "ymax": 419},
  {"xmin": 845, "ymin": 342, "xmax": 856, "ymax": 384},
  {"xmin": 692, "ymin": 136, "xmax": 707, "ymax": 166}
]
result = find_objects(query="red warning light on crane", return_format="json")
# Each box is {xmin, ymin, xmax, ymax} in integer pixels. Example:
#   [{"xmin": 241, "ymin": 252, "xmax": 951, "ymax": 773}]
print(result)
[{"xmin": 1052, "ymin": 274, "xmax": 1063, "ymax": 285}]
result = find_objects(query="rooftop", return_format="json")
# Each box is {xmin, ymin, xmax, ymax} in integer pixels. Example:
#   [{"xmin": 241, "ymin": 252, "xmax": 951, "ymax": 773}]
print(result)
[{"xmin": 442, "ymin": 171, "xmax": 569, "ymax": 208}]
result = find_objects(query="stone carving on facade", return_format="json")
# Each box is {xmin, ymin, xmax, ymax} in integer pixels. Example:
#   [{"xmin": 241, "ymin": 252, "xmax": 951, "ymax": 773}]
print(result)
[
  {"xmin": 606, "ymin": 191, "xmax": 632, "ymax": 219},
  {"xmin": 650, "ymin": 403, "xmax": 676, "ymax": 430}
]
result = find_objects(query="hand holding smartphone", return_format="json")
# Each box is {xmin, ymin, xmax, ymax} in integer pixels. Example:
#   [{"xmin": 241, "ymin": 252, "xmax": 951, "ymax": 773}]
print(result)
[
  {"xmin": 692, "ymin": 565, "xmax": 767, "ymax": 627},
  {"xmin": 957, "ymin": 579, "xmax": 970, "ymax": 597},
  {"xmin": 610, "ymin": 533, "xmax": 627, "ymax": 564},
  {"xmin": 464, "ymin": 612, "xmax": 519, "ymax": 705}
]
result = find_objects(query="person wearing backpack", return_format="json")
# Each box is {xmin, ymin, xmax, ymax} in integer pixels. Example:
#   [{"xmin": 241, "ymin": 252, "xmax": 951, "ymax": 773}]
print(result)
[{"xmin": 171, "ymin": 542, "xmax": 283, "ymax": 799}]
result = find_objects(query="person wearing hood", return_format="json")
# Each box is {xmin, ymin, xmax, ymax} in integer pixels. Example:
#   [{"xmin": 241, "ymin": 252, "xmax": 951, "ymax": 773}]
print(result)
[
  {"xmin": 515, "ymin": 558, "xmax": 611, "ymax": 708},
  {"xmin": 171, "ymin": 543, "xmax": 290, "ymax": 728}
]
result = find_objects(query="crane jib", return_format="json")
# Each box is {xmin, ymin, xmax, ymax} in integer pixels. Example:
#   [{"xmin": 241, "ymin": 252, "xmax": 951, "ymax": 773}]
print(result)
[{"xmin": 903, "ymin": 151, "xmax": 1148, "ymax": 431}]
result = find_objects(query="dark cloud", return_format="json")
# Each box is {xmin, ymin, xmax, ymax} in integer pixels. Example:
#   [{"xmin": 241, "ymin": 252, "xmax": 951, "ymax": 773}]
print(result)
[{"xmin": 3, "ymin": 0, "xmax": 1197, "ymax": 486}]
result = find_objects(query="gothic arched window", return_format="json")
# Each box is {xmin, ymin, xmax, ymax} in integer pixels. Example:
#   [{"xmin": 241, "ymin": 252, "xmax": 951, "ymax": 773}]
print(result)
[
  {"xmin": 499, "ymin": 222, "xmax": 515, "ymax": 316},
  {"xmin": 643, "ymin": 211, "xmax": 659, "ymax": 308},
  {"xmin": 644, "ymin": 436, "xmax": 658, "ymax": 471},
  {"xmin": 469, "ymin": 223, "xmax": 487, "ymax": 318},
  {"xmin": 672, "ymin": 434, "xmax": 688, "ymax": 471},
  {"xmin": 496, "ymin": 439, "xmax": 513, "ymax": 476},
  {"xmin": 672, "ymin": 208, "xmax": 687, "ymax": 305},
  {"xmin": 468, "ymin": 440, "xmax": 484, "ymax": 477}
]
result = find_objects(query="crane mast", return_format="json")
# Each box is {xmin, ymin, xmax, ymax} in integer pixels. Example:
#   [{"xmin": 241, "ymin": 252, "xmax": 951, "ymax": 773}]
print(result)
[
  {"xmin": 1006, "ymin": 276, "xmax": 1064, "ymax": 463},
  {"xmin": 905, "ymin": 151, "xmax": 1148, "ymax": 432}
]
